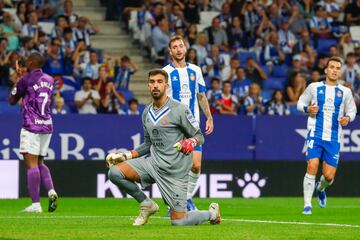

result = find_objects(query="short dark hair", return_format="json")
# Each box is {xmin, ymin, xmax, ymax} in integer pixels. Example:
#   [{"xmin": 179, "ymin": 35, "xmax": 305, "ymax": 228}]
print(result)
[
  {"xmin": 29, "ymin": 52, "xmax": 45, "ymax": 68},
  {"xmin": 128, "ymin": 98, "xmax": 138, "ymax": 105},
  {"xmin": 325, "ymin": 56, "xmax": 343, "ymax": 68},
  {"xmin": 168, "ymin": 35, "xmax": 186, "ymax": 48},
  {"xmin": 223, "ymin": 80, "xmax": 232, "ymax": 86},
  {"xmin": 148, "ymin": 69, "xmax": 168, "ymax": 83},
  {"xmin": 211, "ymin": 77, "xmax": 220, "ymax": 83},
  {"xmin": 121, "ymin": 55, "xmax": 130, "ymax": 62},
  {"xmin": 82, "ymin": 77, "xmax": 92, "ymax": 84}
]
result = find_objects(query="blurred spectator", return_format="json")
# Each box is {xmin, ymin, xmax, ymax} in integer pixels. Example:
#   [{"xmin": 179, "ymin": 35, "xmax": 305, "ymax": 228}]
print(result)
[
  {"xmin": 261, "ymin": 31, "xmax": 285, "ymax": 71},
  {"xmin": 227, "ymin": 16, "xmax": 247, "ymax": 50},
  {"xmin": 183, "ymin": 0, "xmax": 200, "ymax": 24},
  {"xmin": 256, "ymin": 14, "xmax": 276, "ymax": 41},
  {"xmin": 310, "ymin": 5, "xmax": 332, "ymax": 39},
  {"xmin": 0, "ymin": 12, "xmax": 21, "ymax": 51},
  {"xmin": 329, "ymin": 45, "xmax": 340, "ymax": 57},
  {"xmin": 51, "ymin": 15, "xmax": 69, "ymax": 39},
  {"xmin": 74, "ymin": 16, "xmax": 99, "ymax": 49},
  {"xmin": 51, "ymin": 95, "xmax": 67, "ymax": 114},
  {"xmin": 246, "ymin": 57, "xmax": 268, "ymax": 88},
  {"xmin": 14, "ymin": 1, "xmax": 27, "ymax": 29},
  {"xmin": 93, "ymin": 66, "xmax": 112, "ymax": 98},
  {"xmin": 19, "ymin": 37, "xmax": 38, "ymax": 58},
  {"xmin": 169, "ymin": 3, "xmax": 187, "ymax": 32},
  {"xmin": 206, "ymin": 77, "xmax": 222, "ymax": 114},
  {"xmin": 75, "ymin": 50, "xmax": 101, "ymax": 80},
  {"xmin": 344, "ymin": 0, "xmax": 360, "ymax": 26},
  {"xmin": 186, "ymin": 48, "xmax": 198, "ymax": 65},
  {"xmin": 127, "ymin": 98, "xmax": 140, "ymax": 115},
  {"xmin": 114, "ymin": 55, "xmax": 138, "ymax": 90},
  {"xmin": 288, "ymin": 54, "xmax": 309, "ymax": 77},
  {"xmin": 99, "ymin": 81, "xmax": 126, "ymax": 114},
  {"xmin": 217, "ymin": 2, "xmax": 232, "ymax": 29},
  {"xmin": 230, "ymin": 0, "xmax": 243, "ymax": 19},
  {"xmin": 37, "ymin": 31, "xmax": 49, "ymax": 55},
  {"xmin": 267, "ymin": 89, "xmax": 290, "ymax": 115},
  {"xmin": 72, "ymin": 39, "xmax": 89, "ymax": 66},
  {"xmin": 339, "ymin": 32, "xmax": 355, "ymax": 58},
  {"xmin": 186, "ymin": 23, "xmax": 197, "ymax": 46},
  {"xmin": 216, "ymin": 80, "xmax": 238, "ymax": 115},
  {"xmin": 241, "ymin": 0, "xmax": 260, "ymax": 43},
  {"xmin": 285, "ymin": 72, "xmax": 306, "ymax": 104},
  {"xmin": 288, "ymin": 5, "xmax": 307, "ymax": 37},
  {"xmin": 202, "ymin": 45, "xmax": 226, "ymax": 80},
  {"xmin": 144, "ymin": 2, "xmax": 164, "ymax": 46},
  {"xmin": 277, "ymin": 17, "xmax": 297, "ymax": 54},
  {"xmin": 191, "ymin": 33, "xmax": 209, "ymax": 65},
  {"xmin": 43, "ymin": 38, "xmax": 65, "ymax": 76},
  {"xmin": 298, "ymin": 0, "xmax": 315, "ymax": 21},
  {"xmin": 293, "ymin": 30, "xmax": 315, "ymax": 55},
  {"xmin": 313, "ymin": 55, "xmax": 329, "ymax": 80},
  {"xmin": 21, "ymin": 11, "xmax": 41, "ymax": 38},
  {"xmin": 340, "ymin": 52, "xmax": 360, "ymax": 89},
  {"xmin": 309, "ymin": 69, "xmax": 321, "ymax": 84},
  {"xmin": 61, "ymin": 27, "xmax": 76, "ymax": 53},
  {"xmin": 232, "ymin": 67, "xmax": 252, "ymax": 103},
  {"xmin": 222, "ymin": 57, "xmax": 240, "ymax": 82},
  {"xmin": 318, "ymin": 0, "xmax": 340, "ymax": 24},
  {"xmin": 205, "ymin": 17, "xmax": 228, "ymax": 50},
  {"xmin": 75, "ymin": 77, "xmax": 100, "ymax": 114},
  {"xmin": 151, "ymin": 15, "xmax": 170, "ymax": 57},
  {"xmin": 244, "ymin": 83, "xmax": 265, "ymax": 115},
  {"xmin": 268, "ymin": 3, "xmax": 281, "ymax": 27},
  {"xmin": 63, "ymin": 0, "xmax": 79, "ymax": 28}
]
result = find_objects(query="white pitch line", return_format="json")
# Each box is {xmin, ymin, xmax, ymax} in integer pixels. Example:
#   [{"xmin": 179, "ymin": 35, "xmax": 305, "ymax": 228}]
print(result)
[{"xmin": 0, "ymin": 215, "xmax": 359, "ymax": 229}]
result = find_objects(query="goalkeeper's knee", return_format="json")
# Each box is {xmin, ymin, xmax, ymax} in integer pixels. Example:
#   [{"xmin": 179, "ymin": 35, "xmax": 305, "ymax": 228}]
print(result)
[{"xmin": 108, "ymin": 165, "xmax": 125, "ymax": 183}]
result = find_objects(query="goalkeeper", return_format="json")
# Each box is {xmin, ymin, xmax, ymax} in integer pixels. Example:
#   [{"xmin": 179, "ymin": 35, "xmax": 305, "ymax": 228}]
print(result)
[{"xmin": 106, "ymin": 69, "xmax": 220, "ymax": 226}]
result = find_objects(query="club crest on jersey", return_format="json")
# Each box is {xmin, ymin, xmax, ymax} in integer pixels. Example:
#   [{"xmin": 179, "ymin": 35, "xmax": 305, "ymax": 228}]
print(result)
[
  {"xmin": 160, "ymin": 117, "xmax": 169, "ymax": 126},
  {"xmin": 336, "ymin": 91, "xmax": 342, "ymax": 98},
  {"xmin": 189, "ymin": 73, "xmax": 195, "ymax": 81}
]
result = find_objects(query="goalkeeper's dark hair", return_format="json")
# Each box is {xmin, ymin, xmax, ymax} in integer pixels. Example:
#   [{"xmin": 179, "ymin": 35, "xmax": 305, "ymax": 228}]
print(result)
[{"xmin": 148, "ymin": 69, "xmax": 169, "ymax": 83}]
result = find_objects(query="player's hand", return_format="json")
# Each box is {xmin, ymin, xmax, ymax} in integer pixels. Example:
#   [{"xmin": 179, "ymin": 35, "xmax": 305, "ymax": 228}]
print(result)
[
  {"xmin": 339, "ymin": 116, "xmax": 350, "ymax": 126},
  {"xmin": 105, "ymin": 152, "xmax": 126, "ymax": 168},
  {"xmin": 307, "ymin": 104, "xmax": 319, "ymax": 117},
  {"xmin": 205, "ymin": 117, "xmax": 214, "ymax": 135},
  {"xmin": 173, "ymin": 138, "xmax": 198, "ymax": 155},
  {"xmin": 15, "ymin": 60, "xmax": 23, "ymax": 75}
]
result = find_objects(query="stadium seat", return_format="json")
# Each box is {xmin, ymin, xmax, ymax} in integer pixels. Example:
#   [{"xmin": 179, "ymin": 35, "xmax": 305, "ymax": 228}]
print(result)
[
  {"xmin": 261, "ymin": 89, "xmax": 274, "ymax": 101},
  {"xmin": 38, "ymin": 21, "xmax": 55, "ymax": 35},
  {"xmin": 61, "ymin": 90, "xmax": 76, "ymax": 102},
  {"xmin": 0, "ymin": 101, "xmax": 20, "ymax": 114},
  {"xmin": 0, "ymin": 87, "xmax": 9, "ymax": 101},
  {"xmin": 350, "ymin": 26, "xmax": 360, "ymax": 42},
  {"xmin": 237, "ymin": 51, "xmax": 257, "ymax": 66},
  {"xmin": 200, "ymin": 11, "xmax": 220, "ymax": 26},
  {"xmin": 317, "ymin": 39, "xmax": 338, "ymax": 55},
  {"xmin": 263, "ymin": 77, "xmax": 287, "ymax": 90},
  {"xmin": 119, "ymin": 89, "xmax": 135, "ymax": 102},
  {"xmin": 271, "ymin": 64, "xmax": 289, "ymax": 78}
]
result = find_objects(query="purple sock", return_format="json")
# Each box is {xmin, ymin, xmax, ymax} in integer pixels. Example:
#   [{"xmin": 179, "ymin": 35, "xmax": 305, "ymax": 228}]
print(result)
[
  {"xmin": 38, "ymin": 163, "xmax": 54, "ymax": 192},
  {"xmin": 27, "ymin": 167, "xmax": 40, "ymax": 203}
]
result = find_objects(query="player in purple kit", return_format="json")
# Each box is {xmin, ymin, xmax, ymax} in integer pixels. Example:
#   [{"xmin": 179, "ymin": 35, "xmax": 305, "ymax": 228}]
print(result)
[{"xmin": 8, "ymin": 53, "xmax": 58, "ymax": 213}]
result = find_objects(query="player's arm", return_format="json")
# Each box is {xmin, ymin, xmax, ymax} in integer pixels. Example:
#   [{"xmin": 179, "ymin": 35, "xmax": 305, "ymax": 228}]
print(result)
[
  {"xmin": 8, "ymin": 61, "xmax": 26, "ymax": 105},
  {"xmin": 105, "ymin": 111, "xmax": 151, "ymax": 167},
  {"xmin": 196, "ymin": 68, "xmax": 214, "ymax": 135},
  {"xmin": 297, "ymin": 84, "xmax": 318, "ymax": 116},
  {"xmin": 340, "ymin": 90, "xmax": 357, "ymax": 126},
  {"xmin": 174, "ymin": 105, "xmax": 204, "ymax": 155}
]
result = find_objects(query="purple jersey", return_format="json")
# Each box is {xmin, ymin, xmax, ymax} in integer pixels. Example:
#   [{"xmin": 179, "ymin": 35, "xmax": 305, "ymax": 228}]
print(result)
[{"xmin": 11, "ymin": 69, "xmax": 54, "ymax": 134}]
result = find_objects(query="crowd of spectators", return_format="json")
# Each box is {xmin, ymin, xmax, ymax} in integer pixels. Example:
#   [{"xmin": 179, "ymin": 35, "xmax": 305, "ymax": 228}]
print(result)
[
  {"xmin": 122, "ymin": 0, "xmax": 360, "ymax": 116},
  {"xmin": 0, "ymin": 0, "xmax": 140, "ymax": 115}
]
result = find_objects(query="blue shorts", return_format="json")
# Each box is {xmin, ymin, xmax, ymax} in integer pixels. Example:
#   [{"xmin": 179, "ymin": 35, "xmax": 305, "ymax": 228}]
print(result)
[
  {"xmin": 306, "ymin": 137, "xmax": 340, "ymax": 168},
  {"xmin": 194, "ymin": 145, "xmax": 202, "ymax": 152}
]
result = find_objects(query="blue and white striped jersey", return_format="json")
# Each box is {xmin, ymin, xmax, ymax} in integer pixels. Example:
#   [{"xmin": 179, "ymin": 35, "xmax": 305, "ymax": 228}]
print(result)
[
  {"xmin": 163, "ymin": 63, "xmax": 207, "ymax": 122},
  {"xmin": 297, "ymin": 82, "xmax": 357, "ymax": 143}
]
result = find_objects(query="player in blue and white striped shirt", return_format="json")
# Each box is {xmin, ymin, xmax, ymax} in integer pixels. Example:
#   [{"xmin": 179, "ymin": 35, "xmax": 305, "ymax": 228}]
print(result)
[
  {"xmin": 297, "ymin": 56, "xmax": 357, "ymax": 215},
  {"xmin": 163, "ymin": 36, "xmax": 214, "ymax": 212}
]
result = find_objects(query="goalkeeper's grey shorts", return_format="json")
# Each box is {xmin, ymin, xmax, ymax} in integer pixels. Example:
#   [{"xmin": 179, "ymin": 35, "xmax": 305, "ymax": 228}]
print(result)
[{"xmin": 126, "ymin": 156, "xmax": 188, "ymax": 212}]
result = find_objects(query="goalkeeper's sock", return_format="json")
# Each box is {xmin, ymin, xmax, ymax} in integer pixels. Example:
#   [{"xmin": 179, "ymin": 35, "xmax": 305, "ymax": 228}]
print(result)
[
  {"xmin": 27, "ymin": 167, "xmax": 41, "ymax": 203},
  {"xmin": 303, "ymin": 173, "xmax": 315, "ymax": 207},
  {"xmin": 171, "ymin": 211, "xmax": 211, "ymax": 226},
  {"xmin": 187, "ymin": 170, "xmax": 200, "ymax": 200},
  {"xmin": 317, "ymin": 175, "xmax": 333, "ymax": 192},
  {"xmin": 108, "ymin": 166, "xmax": 147, "ymax": 203}
]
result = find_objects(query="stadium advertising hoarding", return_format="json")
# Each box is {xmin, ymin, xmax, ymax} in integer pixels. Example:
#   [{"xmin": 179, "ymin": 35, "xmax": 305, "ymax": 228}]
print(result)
[
  {"xmin": 1, "ymin": 115, "xmax": 360, "ymax": 161},
  {"xmin": 11, "ymin": 161, "xmax": 360, "ymax": 198}
]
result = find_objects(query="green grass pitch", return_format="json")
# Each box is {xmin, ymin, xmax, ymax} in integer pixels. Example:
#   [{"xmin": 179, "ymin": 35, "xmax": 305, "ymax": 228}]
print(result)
[{"xmin": 0, "ymin": 198, "xmax": 359, "ymax": 240}]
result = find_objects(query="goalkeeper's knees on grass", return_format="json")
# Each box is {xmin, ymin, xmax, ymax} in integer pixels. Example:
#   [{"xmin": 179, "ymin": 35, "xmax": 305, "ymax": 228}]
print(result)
[
  {"xmin": 105, "ymin": 151, "xmax": 133, "ymax": 168},
  {"xmin": 173, "ymin": 138, "xmax": 198, "ymax": 155}
]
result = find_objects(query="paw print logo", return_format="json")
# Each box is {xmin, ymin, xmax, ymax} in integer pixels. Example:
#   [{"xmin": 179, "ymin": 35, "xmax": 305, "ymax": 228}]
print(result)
[{"xmin": 237, "ymin": 172, "xmax": 266, "ymax": 198}]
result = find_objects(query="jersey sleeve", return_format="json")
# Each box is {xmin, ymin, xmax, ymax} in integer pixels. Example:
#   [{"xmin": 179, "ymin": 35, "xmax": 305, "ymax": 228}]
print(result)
[
  {"xmin": 297, "ymin": 84, "xmax": 313, "ymax": 113},
  {"xmin": 178, "ymin": 104, "xmax": 204, "ymax": 145},
  {"xmin": 344, "ymin": 90, "xmax": 357, "ymax": 122},
  {"xmin": 134, "ymin": 109, "xmax": 152, "ymax": 156},
  {"xmin": 196, "ymin": 66, "xmax": 207, "ymax": 93},
  {"xmin": 11, "ymin": 76, "xmax": 27, "ymax": 100}
]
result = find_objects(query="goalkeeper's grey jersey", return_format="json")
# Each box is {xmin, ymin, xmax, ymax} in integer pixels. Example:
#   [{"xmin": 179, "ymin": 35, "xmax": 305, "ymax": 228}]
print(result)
[{"xmin": 135, "ymin": 97, "xmax": 204, "ymax": 177}]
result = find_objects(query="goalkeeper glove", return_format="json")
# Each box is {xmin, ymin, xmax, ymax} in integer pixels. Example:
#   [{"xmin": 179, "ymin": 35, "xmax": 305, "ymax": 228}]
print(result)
[
  {"xmin": 173, "ymin": 138, "xmax": 198, "ymax": 155},
  {"xmin": 105, "ymin": 151, "xmax": 133, "ymax": 168}
]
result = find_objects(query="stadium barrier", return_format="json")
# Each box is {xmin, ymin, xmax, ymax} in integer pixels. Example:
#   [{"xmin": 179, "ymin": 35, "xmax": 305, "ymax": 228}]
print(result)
[
  {"xmin": 1, "ymin": 160, "xmax": 360, "ymax": 198},
  {"xmin": 1, "ymin": 115, "xmax": 360, "ymax": 161}
]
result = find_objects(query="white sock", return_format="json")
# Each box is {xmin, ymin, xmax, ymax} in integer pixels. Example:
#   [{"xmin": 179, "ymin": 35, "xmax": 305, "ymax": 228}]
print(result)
[
  {"xmin": 187, "ymin": 171, "xmax": 200, "ymax": 199},
  {"xmin": 48, "ymin": 189, "xmax": 57, "ymax": 197},
  {"xmin": 303, "ymin": 173, "xmax": 316, "ymax": 207},
  {"xmin": 317, "ymin": 175, "xmax": 333, "ymax": 192}
]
